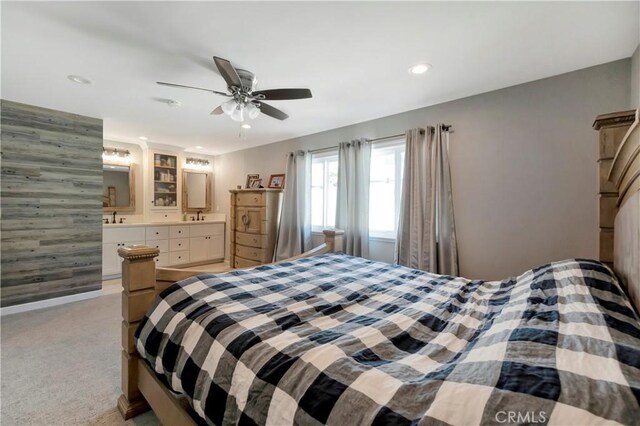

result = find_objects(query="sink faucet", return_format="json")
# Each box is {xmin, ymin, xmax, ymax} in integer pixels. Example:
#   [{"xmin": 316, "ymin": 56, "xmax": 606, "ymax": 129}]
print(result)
[
  {"xmin": 197, "ymin": 210, "xmax": 202, "ymax": 221},
  {"xmin": 112, "ymin": 211, "xmax": 117, "ymax": 224}
]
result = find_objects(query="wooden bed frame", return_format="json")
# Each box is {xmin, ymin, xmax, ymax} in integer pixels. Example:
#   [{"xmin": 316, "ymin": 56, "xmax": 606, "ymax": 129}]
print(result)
[
  {"xmin": 116, "ymin": 229, "xmax": 344, "ymax": 423},
  {"xmin": 116, "ymin": 108, "xmax": 640, "ymax": 424}
]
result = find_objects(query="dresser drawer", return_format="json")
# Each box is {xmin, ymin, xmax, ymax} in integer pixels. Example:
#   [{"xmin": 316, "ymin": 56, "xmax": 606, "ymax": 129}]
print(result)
[
  {"xmin": 190, "ymin": 223, "xmax": 224, "ymax": 237},
  {"xmin": 169, "ymin": 238, "xmax": 190, "ymax": 252},
  {"xmin": 235, "ymin": 244, "xmax": 269, "ymax": 263},
  {"xmin": 170, "ymin": 225, "xmax": 190, "ymax": 239},
  {"xmin": 234, "ymin": 232, "xmax": 268, "ymax": 249},
  {"xmin": 169, "ymin": 250, "xmax": 189, "ymax": 265},
  {"xmin": 234, "ymin": 256, "xmax": 261, "ymax": 269},
  {"xmin": 234, "ymin": 207, "xmax": 266, "ymax": 234},
  {"xmin": 103, "ymin": 227, "xmax": 146, "ymax": 244},
  {"xmin": 154, "ymin": 253, "xmax": 169, "ymax": 267},
  {"xmin": 146, "ymin": 226, "xmax": 169, "ymax": 241},
  {"xmin": 148, "ymin": 239, "xmax": 168, "ymax": 253},
  {"xmin": 235, "ymin": 192, "xmax": 265, "ymax": 207}
]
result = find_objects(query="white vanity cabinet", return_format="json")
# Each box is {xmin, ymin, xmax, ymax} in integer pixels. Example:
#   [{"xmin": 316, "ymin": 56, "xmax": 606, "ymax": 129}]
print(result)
[
  {"xmin": 189, "ymin": 224, "xmax": 225, "ymax": 263},
  {"xmin": 102, "ymin": 227, "xmax": 146, "ymax": 277},
  {"xmin": 102, "ymin": 222, "xmax": 225, "ymax": 279}
]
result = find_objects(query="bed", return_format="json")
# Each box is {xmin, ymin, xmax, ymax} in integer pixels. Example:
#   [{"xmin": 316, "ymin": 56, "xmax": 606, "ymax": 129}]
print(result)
[{"xmin": 117, "ymin": 109, "xmax": 640, "ymax": 425}]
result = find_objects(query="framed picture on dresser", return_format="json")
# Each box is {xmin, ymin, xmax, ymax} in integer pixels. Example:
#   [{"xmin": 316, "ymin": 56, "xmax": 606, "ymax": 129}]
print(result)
[
  {"xmin": 268, "ymin": 174, "xmax": 285, "ymax": 189},
  {"xmin": 245, "ymin": 173, "xmax": 260, "ymax": 189}
]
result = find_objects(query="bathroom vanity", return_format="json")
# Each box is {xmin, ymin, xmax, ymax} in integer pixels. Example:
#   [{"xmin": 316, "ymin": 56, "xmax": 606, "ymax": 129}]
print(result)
[{"xmin": 102, "ymin": 221, "xmax": 225, "ymax": 279}]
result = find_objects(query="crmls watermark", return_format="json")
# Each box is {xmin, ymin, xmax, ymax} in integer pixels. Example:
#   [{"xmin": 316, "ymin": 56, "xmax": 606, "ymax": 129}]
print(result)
[{"xmin": 495, "ymin": 411, "xmax": 547, "ymax": 424}]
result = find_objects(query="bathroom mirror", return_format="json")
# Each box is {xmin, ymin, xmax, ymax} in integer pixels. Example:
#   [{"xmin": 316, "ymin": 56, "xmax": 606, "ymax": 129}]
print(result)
[
  {"xmin": 182, "ymin": 170, "xmax": 212, "ymax": 213},
  {"xmin": 103, "ymin": 164, "xmax": 135, "ymax": 212}
]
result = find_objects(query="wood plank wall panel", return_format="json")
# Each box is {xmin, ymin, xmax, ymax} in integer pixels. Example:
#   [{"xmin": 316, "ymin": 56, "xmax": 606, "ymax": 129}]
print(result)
[{"xmin": 1, "ymin": 100, "xmax": 103, "ymax": 307}]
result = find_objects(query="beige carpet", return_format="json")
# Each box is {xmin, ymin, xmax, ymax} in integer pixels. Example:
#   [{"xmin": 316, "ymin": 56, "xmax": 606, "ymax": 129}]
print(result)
[{"xmin": 1, "ymin": 293, "xmax": 159, "ymax": 425}]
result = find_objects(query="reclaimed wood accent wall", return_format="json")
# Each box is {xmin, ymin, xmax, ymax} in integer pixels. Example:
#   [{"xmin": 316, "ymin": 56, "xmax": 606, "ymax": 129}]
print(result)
[
  {"xmin": 592, "ymin": 110, "xmax": 636, "ymax": 268},
  {"xmin": 1, "ymin": 100, "xmax": 103, "ymax": 307}
]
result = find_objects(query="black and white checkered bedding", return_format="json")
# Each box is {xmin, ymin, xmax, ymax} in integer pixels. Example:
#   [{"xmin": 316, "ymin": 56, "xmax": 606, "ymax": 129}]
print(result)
[{"xmin": 135, "ymin": 253, "xmax": 640, "ymax": 425}]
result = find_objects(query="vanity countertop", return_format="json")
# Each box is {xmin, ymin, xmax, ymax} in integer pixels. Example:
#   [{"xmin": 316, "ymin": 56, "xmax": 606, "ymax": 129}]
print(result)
[{"xmin": 103, "ymin": 220, "xmax": 225, "ymax": 228}]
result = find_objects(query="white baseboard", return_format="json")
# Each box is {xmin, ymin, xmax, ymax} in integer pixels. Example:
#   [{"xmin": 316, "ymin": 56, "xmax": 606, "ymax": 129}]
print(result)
[{"xmin": 0, "ymin": 290, "xmax": 103, "ymax": 317}]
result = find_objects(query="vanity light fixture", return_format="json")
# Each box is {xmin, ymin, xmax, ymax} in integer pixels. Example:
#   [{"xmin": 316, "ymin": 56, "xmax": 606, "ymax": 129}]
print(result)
[
  {"xmin": 138, "ymin": 136, "xmax": 148, "ymax": 141},
  {"xmin": 67, "ymin": 74, "xmax": 92, "ymax": 85},
  {"xmin": 241, "ymin": 124, "xmax": 251, "ymax": 129},
  {"xmin": 186, "ymin": 157, "xmax": 210, "ymax": 167},
  {"xmin": 408, "ymin": 63, "xmax": 431, "ymax": 75},
  {"xmin": 102, "ymin": 147, "xmax": 132, "ymax": 164}
]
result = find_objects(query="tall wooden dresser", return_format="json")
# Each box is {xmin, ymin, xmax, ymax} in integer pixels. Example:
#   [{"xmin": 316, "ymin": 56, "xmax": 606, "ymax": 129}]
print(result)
[{"xmin": 229, "ymin": 189, "xmax": 283, "ymax": 268}]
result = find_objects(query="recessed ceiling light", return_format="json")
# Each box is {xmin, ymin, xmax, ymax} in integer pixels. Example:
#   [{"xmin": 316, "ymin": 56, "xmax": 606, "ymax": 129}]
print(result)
[
  {"xmin": 408, "ymin": 63, "xmax": 431, "ymax": 75},
  {"xmin": 195, "ymin": 146, "xmax": 203, "ymax": 149},
  {"xmin": 241, "ymin": 124, "xmax": 251, "ymax": 129},
  {"xmin": 67, "ymin": 75, "xmax": 92, "ymax": 84},
  {"xmin": 138, "ymin": 136, "xmax": 148, "ymax": 141}
]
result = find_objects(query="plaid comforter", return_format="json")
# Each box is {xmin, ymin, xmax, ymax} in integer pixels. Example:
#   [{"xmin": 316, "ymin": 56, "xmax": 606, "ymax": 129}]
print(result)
[{"xmin": 136, "ymin": 253, "xmax": 640, "ymax": 425}]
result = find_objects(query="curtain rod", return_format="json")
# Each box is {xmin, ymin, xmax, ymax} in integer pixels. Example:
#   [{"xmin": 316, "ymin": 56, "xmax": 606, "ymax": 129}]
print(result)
[{"xmin": 308, "ymin": 124, "xmax": 453, "ymax": 154}]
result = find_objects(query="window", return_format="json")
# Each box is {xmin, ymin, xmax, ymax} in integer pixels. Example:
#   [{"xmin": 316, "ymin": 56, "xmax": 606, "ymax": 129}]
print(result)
[
  {"xmin": 369, "ymin": 140, "xmax": 405, "ymax": 239},
  {"xmin": 310, "ymin": 150, "xmax": 338, "ymax": 231},
  {"xmin": 309, "ymin": 139, "xmax": 405, "ymax": 239}
]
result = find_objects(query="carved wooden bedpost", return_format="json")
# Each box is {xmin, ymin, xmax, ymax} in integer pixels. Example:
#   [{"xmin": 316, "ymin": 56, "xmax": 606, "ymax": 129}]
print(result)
[
  {"xmin": 117, "ymin": 245, "xmax": 159, "ymax": 419},
  {"xmin": 323, "ymin": 229, "xmax": 344, "ymax": 253},
  {"xmin": 593, "ymin": 110, "xmax": 636, "ymax": 268}
]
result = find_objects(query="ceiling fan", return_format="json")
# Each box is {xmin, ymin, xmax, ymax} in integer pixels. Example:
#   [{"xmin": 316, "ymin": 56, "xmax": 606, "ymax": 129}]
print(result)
[{"xmin": 157, "ymin": 56, "xmax": 312, "ymax": 122}]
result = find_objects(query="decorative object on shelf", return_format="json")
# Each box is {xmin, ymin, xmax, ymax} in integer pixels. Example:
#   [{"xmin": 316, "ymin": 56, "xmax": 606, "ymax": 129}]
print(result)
[
  {"xmin": 102, "ymin": 147, "xmax": 131, "ymax": 164},
  {"xmin": 245, "ymin": 173, "xmax": 260, "ymax": 189},
  {"xmin": 157, "ymin": 56, "xmax": 312, "ymax": 122},
  {"xmin": 153, "ymin": 153, "xmax": 178, "ymax": 207},
  {"xmin": 249, "ymin": 179, "xmax": 262, "ymax": 189},
  {"xmin": 267, "ymin": 174, "xmax": 286, "ymax": 189}
]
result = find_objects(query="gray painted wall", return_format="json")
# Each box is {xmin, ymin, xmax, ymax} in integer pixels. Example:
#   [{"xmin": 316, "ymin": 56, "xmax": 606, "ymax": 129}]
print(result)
[
  {"xmin": 214, "ymin": 59, "xmax": 631, "ymax": 280},
  {"xmin": 1, "ymin": 100, "xmax": 103, "ymax": 307},
  {"xmin": 631, "ymin": 44, "xmax": 639, "ymax": 109}
]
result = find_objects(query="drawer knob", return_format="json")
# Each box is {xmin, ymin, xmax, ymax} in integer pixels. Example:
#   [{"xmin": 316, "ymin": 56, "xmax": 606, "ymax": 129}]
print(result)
[
  {"xmin": 178, "ymin": 243, "xmax": 182, "ymax": 246},
  {"xmin": 178, "ymin": 231, "xmax": 182, "ymax": 234},
  {"xmin": 156, "ymin": 232, "xmax": 159, "ymax": 235}
]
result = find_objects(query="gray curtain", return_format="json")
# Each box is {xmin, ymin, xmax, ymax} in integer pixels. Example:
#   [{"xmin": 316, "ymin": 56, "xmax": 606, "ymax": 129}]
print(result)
[
  {"xmin": 335, "ymin": 139, "xmax": 371, "ymax": 257},
  {"xmin": 275, "ymin": 150, "xmax": 311, "ymax": 261},
  {"xmin": 433, "ymin": 124, "xmax": 458, "ymax": 275},
  {"xmin": 395, "ymin": 125, "xmax": 458, "ymax": 275}
]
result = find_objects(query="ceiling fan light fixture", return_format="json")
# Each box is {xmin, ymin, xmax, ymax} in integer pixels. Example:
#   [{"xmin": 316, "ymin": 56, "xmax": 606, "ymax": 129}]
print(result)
[
  {"xmin": 246, "ymin": 103, "xmax": 260, "ymax": 120},
  {"xmin": 221, "ymin": 99, "xmax": 237, "ymax": 115},
  {"xmin": 230, "ymin": 105, "xmax": 245, "ymax": 122}
]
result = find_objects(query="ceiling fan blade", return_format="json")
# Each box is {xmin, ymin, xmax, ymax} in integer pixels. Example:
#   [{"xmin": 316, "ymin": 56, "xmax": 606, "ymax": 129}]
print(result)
[
  {"xmin": 252, "ymin": 88, "xmax": 312, "ymax": 101},
  {"xmin": 213, "ymin": 56, "xmax": 242, "ymax": 89},
  {"xmin": 156, "ymin": 81, "xmax": 230, "ymax": 97},
  {"xmin": 258, "ymin": 102, "xmax": 289, "ymax": 120},
  {"xmin": 210, "ymin": 106, "xmax": 224, "ymax": 115}
]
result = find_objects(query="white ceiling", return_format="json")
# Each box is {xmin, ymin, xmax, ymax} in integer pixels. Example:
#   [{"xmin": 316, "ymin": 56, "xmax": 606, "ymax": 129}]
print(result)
[{"xmin": 2, "ymin": 1, "xmax": 638, "ymax": 155}]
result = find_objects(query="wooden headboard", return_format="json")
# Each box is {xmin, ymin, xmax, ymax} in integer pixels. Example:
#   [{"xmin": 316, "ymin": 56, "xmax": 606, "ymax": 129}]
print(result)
[{"xmin": 594, "ymin": 109, "xmax": 640, "ymax": 311}]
